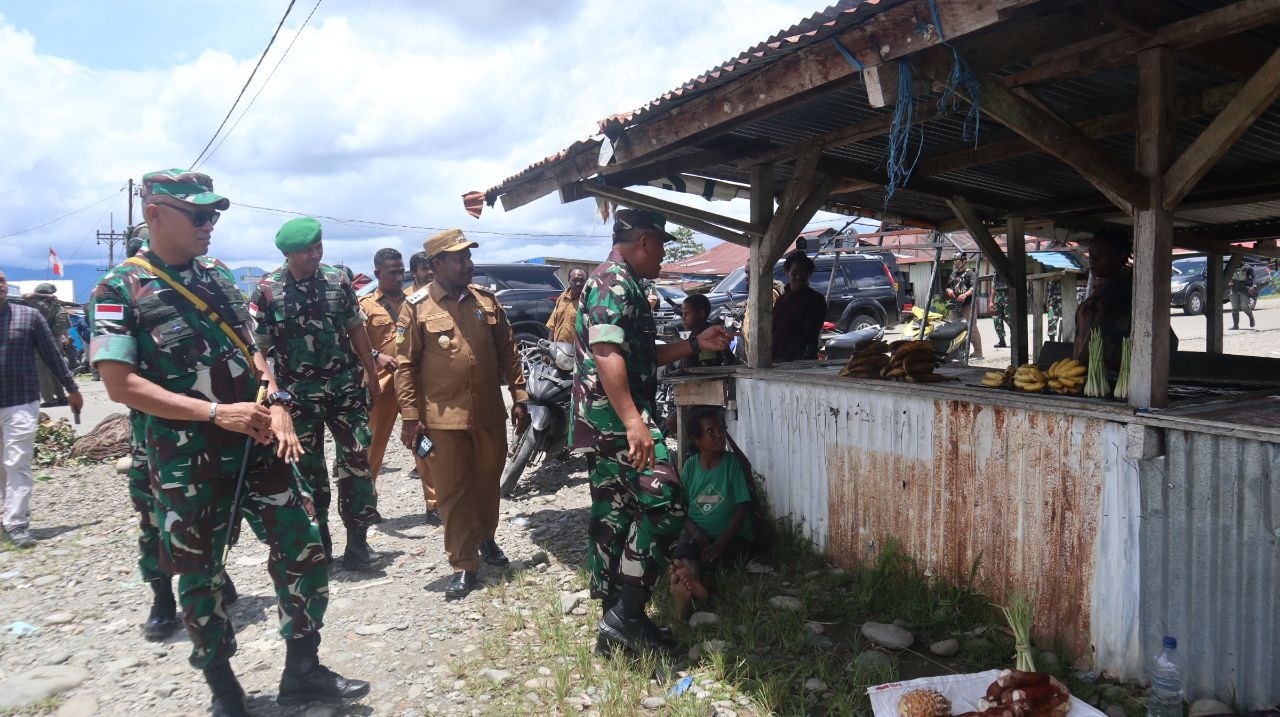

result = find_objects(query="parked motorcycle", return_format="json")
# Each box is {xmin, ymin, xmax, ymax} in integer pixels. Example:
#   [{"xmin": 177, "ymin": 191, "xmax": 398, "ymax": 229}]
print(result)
[
  {"xmin": 500, "ymin": 340, "xmax": 574, "ymax": 496},
  {"xmin": 823, "ymin": 325, "xmax": 885, "ymax": 361},
  {"xmin": 898, "ymin": 306, "xmax": 969, "ymax": 362}
]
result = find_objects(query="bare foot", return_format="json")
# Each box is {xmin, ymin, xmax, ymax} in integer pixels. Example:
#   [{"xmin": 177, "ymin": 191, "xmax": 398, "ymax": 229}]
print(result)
[{"xmin": 674, "ymin": 561, "xmax": 710, "ymax": 601}]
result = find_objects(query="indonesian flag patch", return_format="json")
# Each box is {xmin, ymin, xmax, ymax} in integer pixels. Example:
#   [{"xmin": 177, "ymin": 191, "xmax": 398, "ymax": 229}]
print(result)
[{"xmin": 94, "ymin": 304, "xmax": 125, "ymax": 321}]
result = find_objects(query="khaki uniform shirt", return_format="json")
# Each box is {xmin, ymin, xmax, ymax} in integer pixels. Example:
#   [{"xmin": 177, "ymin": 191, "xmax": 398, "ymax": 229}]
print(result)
[
  {"xmin": 394, "ymin": 281, "xmax": 528, "ymax": 430},
  {"xmin": 359, "ymin": 288, "xmax": 407, "ymax": 357},
  {"xmin": 545, "ymin": 289, "xmax": 581, "ymax": 343}
]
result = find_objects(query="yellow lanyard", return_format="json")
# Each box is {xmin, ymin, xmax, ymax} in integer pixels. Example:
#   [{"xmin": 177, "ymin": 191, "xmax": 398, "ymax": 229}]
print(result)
[{"xmin": 123, "ymin": 256, "xmax": 253, "ymax": 366}]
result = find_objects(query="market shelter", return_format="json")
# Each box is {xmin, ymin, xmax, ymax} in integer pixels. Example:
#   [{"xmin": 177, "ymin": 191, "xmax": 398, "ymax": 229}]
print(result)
[{"xmin": 471, "ymin": 0, "xmax": 1280, "ymax": 705}]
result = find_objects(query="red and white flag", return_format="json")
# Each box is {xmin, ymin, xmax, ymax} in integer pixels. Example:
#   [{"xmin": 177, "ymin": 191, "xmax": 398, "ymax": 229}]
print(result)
[{"xmin": 49, "ymin": 247, "xmax": 63, "ymax": 276}]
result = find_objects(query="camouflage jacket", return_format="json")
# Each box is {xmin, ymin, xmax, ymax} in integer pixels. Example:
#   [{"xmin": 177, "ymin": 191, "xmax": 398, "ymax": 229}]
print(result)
[
  {"xmin": 26, "ymin": 295, "xmax": 69, "ymax": 336},
  {"xmin": 570, "ymin": 250, "xmax": 658, "ymax": 451},
  {"xmin": 250, "ymin": 264, "xmax": 365, "ymax": 390},
  {"xmin": 87, "ymin": 250, "xmax": 258, "ymax": 406}
]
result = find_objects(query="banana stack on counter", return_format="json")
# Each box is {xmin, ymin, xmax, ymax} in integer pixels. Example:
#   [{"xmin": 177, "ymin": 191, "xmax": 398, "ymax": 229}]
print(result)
[
  {"xmin": 1045, "ymin": 357, "xmax": 1086, "ymax": 395},
  {"xmin": 980, "ymin": 365, "xmax": 1016, "ymax": 388},
  {"xmin": 882, "ymin": 340, "xmax": 948, "ymax": 383},
  {"xmin": 1012, "ymin": 363, "xmax": 1048, "ymax": 392},
  {"xmin": 837, "ymin": 339, "xmax": 891, "ymax": 378}
]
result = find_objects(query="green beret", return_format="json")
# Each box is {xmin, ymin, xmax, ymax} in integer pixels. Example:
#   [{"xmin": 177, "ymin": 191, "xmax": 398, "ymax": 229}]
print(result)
[{"xmin": 276, "ymin": 217, "xmax": 323, "ymax": 253}]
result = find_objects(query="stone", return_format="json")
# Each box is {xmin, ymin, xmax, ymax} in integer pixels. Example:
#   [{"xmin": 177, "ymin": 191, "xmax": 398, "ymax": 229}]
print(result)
[
  {"xmin": 853, "ymin": 650, "xmax": 892, "ymax": 674},
  {"xmin": 804, "ymin": 678, "xmax": 828, "ymax": 692},
  {"xmin": 641, "ymin": 696, "xmax": 665, "ymax": 710},
  {"xmin": 33, "ymin": 575, "xmax": 59, "ymax": 587},
  {"xmin": 1104, "ymin": 706, "xmax": 1127, "ymax": 717},
  {"xmin": 106, "ymin": 656, "xmax": 141, "ymax": 672},
  {"xmin": 689, "ymin": 612, "xmax": 718, "ymax": 628},
  {"xmin": 55, "ymin": 695, "xmax": 99, "ymax": 717},
  {"xmin": 861, "ymin": 621, "xmax": 914, "ymax": 649},
  {"xmin": 524, "ymin": 677, "xmax": 556, "ymax": 690},
  {"xmin": 45, "ymin": 651, "xmax": 71, "ymax": 666},
  {"xmin": 929, "ymin": 639, "xmax": 960, "ymax": 657},
  {"xmin": 479, "ymin": 669, "xmax": 512, "ymax": 684},
  {"xmin": 44, "ymin": 612, "xmax": 75, "ymax": 625},
  {"xmin": 769, "ymin": 596, "xmax": 803, "ymax": 612},
  {"xmin": 0, "ymin": 665, "xmax": 91, "ymax": 709},
  {"xmin": 804, "ymin": 621, "xmax": 825, "ymax": 635},
  {"xmin": 528, "ymin": 551, "xmax": 548, "ymax": 565},
  {"xmin": 559, "ymin": 592, "xmax": 579, "ymax": 615},
  {"xmin": 1189, "ymin": 699, "xmax": 1233, "ymax": 717},
  {"xmin": 355, "ymin": 624, "xmax": 389, "ymax": 635},
  {"xmin": 115, "ymin": 457, "xmax": 132, "ymax": 474}
]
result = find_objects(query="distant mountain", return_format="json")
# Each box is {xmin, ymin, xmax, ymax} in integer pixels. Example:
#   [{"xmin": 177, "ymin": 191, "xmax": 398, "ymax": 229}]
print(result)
[{"xmin": 3, "ymin": 264, "xmax": 272, "ymax": 303}]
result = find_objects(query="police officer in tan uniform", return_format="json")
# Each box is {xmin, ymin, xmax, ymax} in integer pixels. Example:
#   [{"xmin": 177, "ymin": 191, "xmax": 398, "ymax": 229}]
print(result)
[
  {"xmin": 395, "ymin": 229, "xmax": 529, "ymax": 600},
  {"xmin": 359, "ymin": 248, "xmax": 437, "ymax": 517}
]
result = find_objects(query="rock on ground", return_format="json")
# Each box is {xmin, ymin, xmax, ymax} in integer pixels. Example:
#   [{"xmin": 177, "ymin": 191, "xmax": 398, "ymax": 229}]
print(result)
[
  {"xmin": 0, "ymin": 665, "xmax": 90, "ymax": 710},
  {"xmin": 929, "ymin": 638, "xmax": 959, "ymax": 657},
  {"xmin": 861, "ymin": 621, "xmax": 914, "ymax": 649}
]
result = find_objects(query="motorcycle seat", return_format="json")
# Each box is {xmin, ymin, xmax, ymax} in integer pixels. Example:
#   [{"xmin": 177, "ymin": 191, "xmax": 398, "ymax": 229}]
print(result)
[
  {"xmin": 825, "ymin": 326, "xmax": 883, "ymax": 351},
  {"xmin": 930, "ymin": 321, "xmax": 967, "ymax": 341}
]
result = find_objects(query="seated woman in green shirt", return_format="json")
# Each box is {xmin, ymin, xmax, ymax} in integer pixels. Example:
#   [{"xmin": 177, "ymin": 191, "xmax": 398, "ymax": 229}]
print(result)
[{"xmin": 671, "ymin": 409, "xmax": 756, "ymax": 616}]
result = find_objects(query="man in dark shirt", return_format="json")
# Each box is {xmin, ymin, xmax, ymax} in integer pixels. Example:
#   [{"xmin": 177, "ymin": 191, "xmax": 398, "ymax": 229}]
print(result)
[
  {"xmin": 0, "ymin": 269, "xmax": 83, "ymax": 548},
  {"xmin": 771, "ymin": 251, "xmax": 826, "ymax": 362}
]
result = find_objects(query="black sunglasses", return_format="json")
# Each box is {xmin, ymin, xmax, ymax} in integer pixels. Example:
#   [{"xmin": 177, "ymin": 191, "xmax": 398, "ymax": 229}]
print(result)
[{"xmin": 159, "ymin": 201, "xmax": 220, "ymax": 227}]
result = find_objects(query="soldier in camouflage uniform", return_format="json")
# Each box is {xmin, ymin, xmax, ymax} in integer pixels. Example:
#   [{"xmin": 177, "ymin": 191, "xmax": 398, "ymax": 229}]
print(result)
[
  {"xmin": 251, "ymin": 218, "xmax": 383, "ymax": 572},
  {"xmin": 992, "ymin": 272, "xmax": 1009, "ymax": 349},
  {"xmin": 1046, "ymin": 280, "xmax": 1063, "ymax": 342},
  {"xmin": 90, "ymin": 170, "xmax": 368, "ymax": 716},
  {"xmin": 26, "ymin": 284, "xmax": 71, "ymax": 406},
  {"xmin": 572, "ymin": 208, "xmax": 731, "ymax": 655}
]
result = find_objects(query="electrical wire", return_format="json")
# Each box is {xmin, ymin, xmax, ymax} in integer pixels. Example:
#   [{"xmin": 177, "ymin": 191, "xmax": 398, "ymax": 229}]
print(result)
[
  {"xmin": 235, "ymin": 202, "xmax": 614, "ymax": 240},
  {"xmin": 189, "ymin": 0, "xmax": 297, "ymax": 170},
  {"xmin": 0, "ymin": 187, "xmax": 124, "ymax": 240},
  {"xmin": 198, "ymin": 0, "xmax": 322, "ymax": 168}
]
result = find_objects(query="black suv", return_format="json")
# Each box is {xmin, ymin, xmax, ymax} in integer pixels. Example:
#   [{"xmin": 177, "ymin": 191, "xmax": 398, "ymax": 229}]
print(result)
[
  {"xmin": 703, "ymin": 253, "xmax": 902, "ymax": 331},
  {"xmin": 1170, "ymin": 255, "xmax": 1265, "ymax": 315}
]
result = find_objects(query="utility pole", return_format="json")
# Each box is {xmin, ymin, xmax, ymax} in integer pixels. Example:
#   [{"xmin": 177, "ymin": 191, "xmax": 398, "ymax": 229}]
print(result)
[
  {"xmin": 97, "ymin": 213, "xmax": 126, "ymax": 271},
  {"xmin": 127, "ymin": 178, "xmax": 134, "ymax": 228}
]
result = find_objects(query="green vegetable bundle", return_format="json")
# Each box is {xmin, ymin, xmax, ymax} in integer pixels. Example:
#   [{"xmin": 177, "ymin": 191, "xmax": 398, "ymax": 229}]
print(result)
[
  {"xmin": 1113, "ymin": 336, "xmax": 1132, "ymax": 400},
  {"xmin": 1084, "ymin": 328, "xmax": 1110, "ymax": 398}
]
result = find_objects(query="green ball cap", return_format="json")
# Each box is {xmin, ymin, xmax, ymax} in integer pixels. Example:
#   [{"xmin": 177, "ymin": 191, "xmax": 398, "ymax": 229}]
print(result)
[{"xmin": 276, "ymin": 217, "xmax": 323, "ymax": 253}]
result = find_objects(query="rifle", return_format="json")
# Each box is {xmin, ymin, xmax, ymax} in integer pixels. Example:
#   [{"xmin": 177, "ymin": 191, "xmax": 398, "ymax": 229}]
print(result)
[{"xmin": 220, "ymin": 377, "xmax": 271, "ymax": 567}]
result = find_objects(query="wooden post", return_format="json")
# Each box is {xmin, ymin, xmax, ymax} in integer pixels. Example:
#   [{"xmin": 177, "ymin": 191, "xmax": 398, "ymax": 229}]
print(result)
[
  {"xmin": 1206, "ymin": 251, "xmax": 1225, "ymax": 353},
  {"xmin": 1007, "ymin": 217, "xmax": 1030, "ymax": 366},
  {"xmin": 1060, "ymin": 274, "xmax": 1079, "ymax": 343},
  {"xmin": 1031, "ymin": 279, "xmax": 1045, "ymax": 362},
  {"xmin": 1131, "ymin": 46, "xmax": 1176, "ymax": 409},
  {"xmin": 747, "ymin": 164, "xmax": 775, "ymax": 368}
]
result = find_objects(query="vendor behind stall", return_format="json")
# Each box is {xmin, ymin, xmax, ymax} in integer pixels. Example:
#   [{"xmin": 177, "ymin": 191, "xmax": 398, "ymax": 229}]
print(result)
[
  {"xmin": 771, "ymin": 251, "xmax": 826, "ymax": 362},
  {"xmin": 1072, "ymin": 230, "xmax": 1176, "ymax": 371}
]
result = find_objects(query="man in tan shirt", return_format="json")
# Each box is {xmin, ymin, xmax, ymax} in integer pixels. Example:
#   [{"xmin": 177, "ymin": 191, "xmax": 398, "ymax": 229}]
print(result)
[
  {"xmin": 359, "ymin": 248, "xmax": 437, "ymax": 516},
  {"xmin": 545, "ymin": 267, "xmax": 587, "ymax": 343},
  {"xmin": 395, "ymin": 229, "xmax": 529, "ymax": 600}
]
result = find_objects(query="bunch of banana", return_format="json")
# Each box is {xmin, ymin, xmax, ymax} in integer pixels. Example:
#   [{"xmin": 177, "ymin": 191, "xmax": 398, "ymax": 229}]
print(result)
[
  {"xmin": 1013, "ymin": 363, "xmax": 1047, "ymax": 392},
  {"xmin": 1045, "ymin": 357, "xmax": 1086, "ymax": 395},
  {"xmin": 838, "ymin": 339, "xmax": 891, "ymax": 378},
  {"xmin": 882, "ymin": 340, "xmax": 948, "ymax": 383},
  {"xmin": 980, "ymin": 366, "xmax": 1011, "ymax": 388}
]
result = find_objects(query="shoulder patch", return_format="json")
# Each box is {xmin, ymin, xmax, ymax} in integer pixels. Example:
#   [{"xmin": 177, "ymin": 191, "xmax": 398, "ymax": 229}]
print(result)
[
  {"xmin": 407, "ymin": 285, "xmax": 431, "ymax": 305},
  {"xmin": 468, "ymin": 283, "xmax": 496, "ymax": 297}
]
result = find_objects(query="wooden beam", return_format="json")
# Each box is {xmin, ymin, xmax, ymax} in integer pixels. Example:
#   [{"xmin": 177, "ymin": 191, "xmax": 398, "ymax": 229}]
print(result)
[
  {"xmin": 1130, "ymin": 46, "xmax": 1177, "ymax": 409},
  {"xmin": 562, "ymin": 181, "xmax": 756, "ymax": 246},
  {"xmin": 1007, "ymin": 216, "xmax": 1030, "ymax": 366},
  {"xmin": 607, "ymin": 0, "xmax": 1005, "ymax": 167},
  {"xmin": 916, "ymin": 81, "xmax": 1243, "ymax": 178},
  {"xmin": 962, "ymin": 71, "xmax": 1145, "ymax": 215},
  {"xmin": 1206, "ymin": 251, "xmax": 1226, "ymax": 353},
  {"xmin": 945, "ymin": 196, "xmax": 1016, "ymax": 282},
  {"xmin": 746, "ymin": 164, "xmax": 776, "ymax": 370},
  {"xmin": 1030, "ymin": 276, "xmax": 1045, "ymax": 361},
  {"xmin": 600, "ymin": 140, "xmax": 771, "ymax": 188},
  {"xmin": 1162, "ymin": 48, "xmax": 1280, "ymax": 210},
  {"xmin": 498, "ymin": 142, "xmax": 602, "ymax": 212}
]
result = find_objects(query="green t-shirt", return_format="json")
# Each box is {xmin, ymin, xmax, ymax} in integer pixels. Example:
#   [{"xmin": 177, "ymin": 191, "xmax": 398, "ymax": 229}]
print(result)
[{"xmin": 682, "ymin": 453, "xmax": 755, "ymax": 542}]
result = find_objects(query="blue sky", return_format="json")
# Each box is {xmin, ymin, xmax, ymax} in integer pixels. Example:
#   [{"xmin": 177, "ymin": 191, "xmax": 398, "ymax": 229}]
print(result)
[{"xmin": 0, "ymin": 1, "xmax": 861, "ymax": 283}]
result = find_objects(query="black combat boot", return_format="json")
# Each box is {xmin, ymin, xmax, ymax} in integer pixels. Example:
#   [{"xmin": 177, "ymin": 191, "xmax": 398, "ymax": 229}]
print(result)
[
  {"xmin": 142, "ymin": 577, "xmax": 181, "ymax": 642},
  {"xmin": 597, "ymin": 585, "xmax": 676, "ymax": 656},
  {"xmin": 341, "ymin": 526, "xmax": 383, "ymax": 572},
  {"xmin": 221, "ymin": 572, "xmax": 238, "ymax": 606},
  {"xmin": 204, "ymin": 661, "xmax": 249, "ymax": 717},
  {"xmin": 319, "ymin": 522, "xmax": 333, "ymax": 563},
  {"xmin": 277, "ymin": 633, "xmax": 371, "ymax": 706}
]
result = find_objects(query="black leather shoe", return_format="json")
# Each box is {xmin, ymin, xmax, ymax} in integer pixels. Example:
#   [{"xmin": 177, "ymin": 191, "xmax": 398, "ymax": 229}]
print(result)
[
  {"xmin": 204, "ymin": 663, "xmax": 248, "ymax": 717},
  {"xmin": 479, "ymin": 538, "xmax": 509, "ymax": 566},
  {"xmin": 341, "ymin": 526, "xmax": 384, "ymax": 572},
  {"xmin": 278, "ymin": 663, "xmax": 370, "ymax": 706},
  {"xmin": 221, "ymin": 573, "xmax": 238, "ymax": 607},
  {"xmin": 994, "ymin": 341, "xmax": 1008, "ymax": 348},
  {"xmin": 142, "ymin": 578, "xmax": 180, "ymax": 642},
  {"xmin": 444, "ymin": 571, "xmax": 478, "ymax": 600},
  {"xmin": 210, "ymin": 692, "xmax": 250, "ymax": 717}
]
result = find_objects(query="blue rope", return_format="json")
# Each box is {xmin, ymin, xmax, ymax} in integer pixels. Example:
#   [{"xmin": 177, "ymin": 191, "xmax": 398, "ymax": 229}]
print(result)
[
  {"xmin": 885, "ymin": 61, "xmax": 924, "ymax": 209},
  {"xmin": 927, "ymin": 0, "xmax": 982, "ymax": 143}
]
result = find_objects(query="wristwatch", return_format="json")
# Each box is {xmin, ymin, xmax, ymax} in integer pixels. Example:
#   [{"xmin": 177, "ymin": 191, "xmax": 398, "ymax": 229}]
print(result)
[
  {"xmin": 265, "ymin": 390, "xmax": 295, "ymax": 408},
  {"xmin": 689, "ymin": 336, "xmax": 702, "ymax": 356}
]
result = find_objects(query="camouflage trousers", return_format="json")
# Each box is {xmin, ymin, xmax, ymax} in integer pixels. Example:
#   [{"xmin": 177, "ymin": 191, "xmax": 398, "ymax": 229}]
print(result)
[
  {"xmin": 992, "ymin": 289, "xmax": 1009, "ymax": 343},
  {"xmin": 291, "ymin": 380, "xmax": 376, "ymax": 530},
  {"xmin": 586, "ymin": 428, "xmax": 686, "ymax": 602},
  {"xmin": 147, "ymin": 417, "xmax": 327, "ymax": 670},
  {"xmin": 126, "ymin": 410, "xmax": 167, "ymax": 583},
  {"xmin": 1047, "ymin": 297, "xmax": 1062, "ymax": 341}
]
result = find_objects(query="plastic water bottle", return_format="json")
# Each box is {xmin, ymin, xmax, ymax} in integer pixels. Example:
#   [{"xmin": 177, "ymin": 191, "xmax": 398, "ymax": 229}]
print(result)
[{"xmin": 1147, "ymin": 636, "xmax": 1185, "ymax": 717}]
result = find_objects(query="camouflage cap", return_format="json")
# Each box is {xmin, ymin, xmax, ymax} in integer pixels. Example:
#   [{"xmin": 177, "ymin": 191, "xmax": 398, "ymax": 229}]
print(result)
[
  {"xmin": 423, "ymin": 228, "xmax": 478, "ymax": 261},
  {"xmin": 613, "ymin": 208, "xmax": 677, "ymax": 243},
  {"xmin": 276, "ymin": 217, "xmax": 323, "ymax": 253},
  {"xmin": 140, "ymin": 169, "xmax": 230, "ymax": 209},
  {"xmin": 34, "ymin": 282, "xmax": 57, "ymax": 294}
]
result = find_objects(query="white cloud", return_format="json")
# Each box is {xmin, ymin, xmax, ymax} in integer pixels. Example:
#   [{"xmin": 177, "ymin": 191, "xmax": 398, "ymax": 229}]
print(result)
[{"xmin": 0, "ymin": 2, "xmax": 860, "ymax": 278}]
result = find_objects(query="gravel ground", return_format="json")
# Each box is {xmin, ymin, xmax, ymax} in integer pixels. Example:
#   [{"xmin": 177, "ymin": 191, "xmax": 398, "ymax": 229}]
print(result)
[{"xmin": 0, "ymin": 403, "xmax": 596, "ymax": 717}]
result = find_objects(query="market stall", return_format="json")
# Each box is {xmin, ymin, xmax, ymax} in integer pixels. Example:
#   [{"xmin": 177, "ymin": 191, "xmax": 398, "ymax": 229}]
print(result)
[{"xmin": 472, "ymin": 0, "xmax": 1280, "ymax": 705}]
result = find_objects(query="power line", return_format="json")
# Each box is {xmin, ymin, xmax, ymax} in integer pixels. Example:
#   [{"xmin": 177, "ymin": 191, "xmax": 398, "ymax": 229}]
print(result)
[
  {"xmin": 235, "ymin": 202, "xmax": 613, "ymax": 240},
  {"xmin": 0, "ymin": 188, "xmax": 124, "ymax": 240},
  {"xmin": 189, "ymin": 0, "xmax": 297, "ymax": 170},
  {"xmin": 198, "ymin": 0, "xmax": 322, "ymax": 168}
]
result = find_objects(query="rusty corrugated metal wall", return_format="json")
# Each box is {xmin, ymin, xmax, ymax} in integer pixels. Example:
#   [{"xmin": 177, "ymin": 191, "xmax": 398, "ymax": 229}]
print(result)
[
  {"xmin": 727, "ymin": 376, "xmax": 1142, "ymax": 669},
  {"xmin": 1139, "ymin": 430, "xmax": 1280, "ymax": 708}
]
